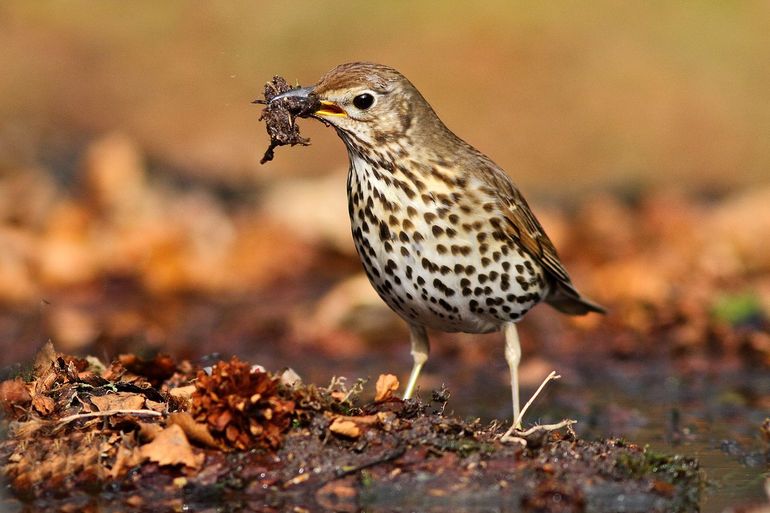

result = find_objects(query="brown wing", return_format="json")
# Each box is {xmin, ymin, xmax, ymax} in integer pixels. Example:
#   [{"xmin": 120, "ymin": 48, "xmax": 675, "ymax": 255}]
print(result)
[{"xmin": 478, "ymin": 164, "xmax": 605, "ymax": 315}]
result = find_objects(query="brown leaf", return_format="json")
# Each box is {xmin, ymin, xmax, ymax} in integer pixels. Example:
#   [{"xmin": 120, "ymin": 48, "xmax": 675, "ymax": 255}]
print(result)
[
  {"xmin": 169, "ymin": 384, "xmax": 196, "ymax": 400},
  {"xmin": 31, "ymin": 394, "xmax": 55, "ymax": 416},
  {"xmin": 139, "ymin": 424, "xmax": 203, "ymax": 469},
  {"xmin": 168, "ymin": 412, "xmax": 219, "ymax": 449},
  {"xmin": 109, "ymin": 443, "xmax": 142, "ymax": 478},
  {"xmin": 374, "ymin": 374, "xmax": 399, "ymax": 402},
  {"xmin": 138, "ymin": 421, "xmax": 163, "ymax": 441},
  {"xmin": 90, "ymin": 392, "xmax": 145, "ymax": 412},
  {"xmin": 329, "ymin": 417, "xmax": 362, "ymax": 438},
  {"xmin": 0, "ymin": 378, "xmax": 32, "ymax": 414},
  {"xmin": 33, "ymin": 341, "xmax": 58, "ymax": 375}
]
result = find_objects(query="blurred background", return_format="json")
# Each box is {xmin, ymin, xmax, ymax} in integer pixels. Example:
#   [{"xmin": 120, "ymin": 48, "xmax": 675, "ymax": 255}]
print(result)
[
  {"xmin": 1, "ymin": 0, "xmax": 769, "ymax": 407},
  {"xmin": 2, "ymin": 3, "xmax": 770, "ymax": 508}
]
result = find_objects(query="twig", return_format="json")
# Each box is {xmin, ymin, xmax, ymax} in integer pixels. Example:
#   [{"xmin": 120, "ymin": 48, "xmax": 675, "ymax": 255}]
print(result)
[
  {"xmin": 515, "ymin": 370, "xmax": 561, "ymax": 428},
  {"xmin": 500, "ymin": 419, "xmax": 576, "ymax": 445},
  {"xmin": 57, "ymin": 409, "xmax": 163, "ymax": 425},
  {"xmin": 328, "ymin": 445, "xmax": 406, "ymax": 482},
  {"xmin": 499, "ymin": 370, "xmax": 564, "ymax": 441}
]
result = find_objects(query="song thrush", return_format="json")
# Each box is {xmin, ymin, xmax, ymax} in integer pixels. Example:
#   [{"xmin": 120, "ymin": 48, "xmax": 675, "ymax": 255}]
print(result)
[{"xmin": 271, "ymin": 62, "xmax": 605, "ymax": 425}]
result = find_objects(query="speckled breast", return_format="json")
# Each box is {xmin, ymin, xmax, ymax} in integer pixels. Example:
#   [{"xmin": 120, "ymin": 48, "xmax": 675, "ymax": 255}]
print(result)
[{"xmin": 346, "ymin": 158, "xmax": 548, "ymax": 334}]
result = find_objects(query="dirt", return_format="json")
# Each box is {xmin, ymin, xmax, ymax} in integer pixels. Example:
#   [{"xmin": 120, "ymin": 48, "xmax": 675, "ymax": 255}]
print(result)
[
  {"xmin": 0, "ymin": 347, "xmax": 704, "ymax": 513},
  {"xmin": 254, "ymin": 76, "xmax": 320, "ymax": 164}
]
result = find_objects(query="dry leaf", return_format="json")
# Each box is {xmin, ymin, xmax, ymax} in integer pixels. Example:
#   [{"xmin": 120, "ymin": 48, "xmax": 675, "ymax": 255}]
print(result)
[
  {"xmin": 139, "ymin": 424, "xmax": 203, "ymax": 469},
  {"xmin": 33, "ymin": 341, "xmax": 57, "ymax": 375},
  {"xmin": 329, "ymin": 417, "xmax": 361, "ymax": 438},
  {"xmin": 169, "ymin": 385, "xmax": 196, "ymax": 400},
  {"xmin": 137, "ymin": 421, "xmax": 163, "ymax": 441},
  {"xmin": 90, "ymin": 392, "xmax": 145, "ymax": 412},
  {"xmin": 31, "ymin": 394, "xmax": 55, "ymax": 415},
  {"xmin": 145, "ymin": 399, "xmax": 166, "ymax": 412},
  {"xmin": 168, "ymin": 412, "xmax": 219, "ymax": 449},
  {"xmin": 109, "ymin": 443, "xmax": 142, "ymax": 478},
  {"xmin": 374, "ymin": 374, "xmax": 399, "ymax": 402},
  {"xmin": 0, "ymin": 378, "xmax": 31, "ymax": 413}
]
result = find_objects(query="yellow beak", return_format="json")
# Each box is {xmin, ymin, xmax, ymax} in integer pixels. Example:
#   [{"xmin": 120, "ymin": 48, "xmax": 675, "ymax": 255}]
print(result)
[{"xmin": 315, "ymin": 100, "xmax": 347, "ymax": 117}]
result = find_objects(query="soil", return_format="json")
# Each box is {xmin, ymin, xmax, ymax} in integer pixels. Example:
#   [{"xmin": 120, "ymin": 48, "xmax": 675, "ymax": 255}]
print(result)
[
  {"xmin": 0, "ymin": 348, "xmax": 703, "ymax": 513},
  {"xmin": 254, "ymin": 76, "xmax": 320, "ymax": 164}
]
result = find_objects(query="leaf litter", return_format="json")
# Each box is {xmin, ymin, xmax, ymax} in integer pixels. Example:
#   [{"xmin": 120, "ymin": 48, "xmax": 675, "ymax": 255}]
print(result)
[
  {"xmin": 0, "ymin": 344, "xmax": 704, "ymax": 512},
  {"xmin": 254, "ymin": 76, "xmax": 321, "ymax": 164}
]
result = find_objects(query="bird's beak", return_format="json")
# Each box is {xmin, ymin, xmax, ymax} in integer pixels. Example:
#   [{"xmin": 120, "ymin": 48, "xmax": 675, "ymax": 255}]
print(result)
[{"xmin": 269, "ymin": 86, "xmax": 347, "ymax": 117}]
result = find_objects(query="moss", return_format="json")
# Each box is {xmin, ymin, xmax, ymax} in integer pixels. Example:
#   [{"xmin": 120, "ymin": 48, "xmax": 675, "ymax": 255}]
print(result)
[{"xmin": 712, "ymin": 292, "xmax": 765, "ymax": 326}]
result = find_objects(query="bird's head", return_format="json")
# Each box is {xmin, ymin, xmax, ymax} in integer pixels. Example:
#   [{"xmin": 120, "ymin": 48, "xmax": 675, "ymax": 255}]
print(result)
[{"xmin": 271, "ymin": 62, "xmax": 439, "ymax": 148}]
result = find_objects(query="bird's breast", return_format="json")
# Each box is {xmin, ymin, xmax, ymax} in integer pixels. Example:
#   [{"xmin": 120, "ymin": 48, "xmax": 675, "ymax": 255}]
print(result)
[{"xmin": 346, "ymin": 156, "xmax": 548, "ymax": 334}]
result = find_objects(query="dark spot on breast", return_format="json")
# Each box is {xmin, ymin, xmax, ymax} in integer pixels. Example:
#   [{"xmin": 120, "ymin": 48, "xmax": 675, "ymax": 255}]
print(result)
[
  {"xmin": 436, "ymin": 244, "xmax": 447, "ymax": 255},
  {"xmin": 401, "ymin": 246, "xmax": 410, "ymax": 257},
  {"xmin": 399, "ymin": 231, "xmax": 409, "ymax": 243},
  {"xmin": 379, "ymin": 222, "xmax": 390, "ymax": 241},
  {"xmin": 448, "ymin": 214, "xmax": 460, "ymax": 224},
  {"xmin": 432, "ymin": 225, "xmax": 444, "ymax": 237}
]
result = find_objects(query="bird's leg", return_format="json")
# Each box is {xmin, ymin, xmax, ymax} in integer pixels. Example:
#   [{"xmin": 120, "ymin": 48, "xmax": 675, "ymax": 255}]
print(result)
[
  {"xmin": 503, "ymin": 322, "xmax": 522, "ymax": 428},
  {"xmin": 403, "ymin": 324, "xmax": 429, "ymax": 399}
]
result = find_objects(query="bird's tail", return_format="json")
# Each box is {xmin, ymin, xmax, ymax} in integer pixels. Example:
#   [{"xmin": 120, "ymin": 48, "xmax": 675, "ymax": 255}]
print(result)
[{"xmin": 545, "ymin": 282, "xmax": 606, "ymax": 316}]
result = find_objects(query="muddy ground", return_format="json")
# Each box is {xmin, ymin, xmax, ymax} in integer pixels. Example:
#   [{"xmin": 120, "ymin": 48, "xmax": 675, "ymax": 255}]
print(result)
[
  {"xmin": 0, "ymin": 348, "xmax": 705, "ymax": 513},
  {"xmin": 0, "ymin": 136, "xmax": 769, "ymax": 512}
]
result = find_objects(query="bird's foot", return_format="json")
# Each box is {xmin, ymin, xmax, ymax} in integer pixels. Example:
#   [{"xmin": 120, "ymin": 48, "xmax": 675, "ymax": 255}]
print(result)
[
  {"xmin": 502, "ymin": 370, "xmax": 565, "ymax": 443},
  {"xmin": 500, "ymin": 419, "xmax": 577, "ymax": 446}
]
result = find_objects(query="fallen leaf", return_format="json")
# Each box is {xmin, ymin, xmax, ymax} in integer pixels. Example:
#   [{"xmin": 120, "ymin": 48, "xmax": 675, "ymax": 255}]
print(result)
[
  {"xmin": 137, "ymin": 421, "xmax": 163, "ymax": 441},
  {"xmin": 0, "ymin": 378, "xmax": 32, "ymax": 413},
  {"xmin": 31, "ymin": 394, "xmax": 55, "ymax": 416},
  {"xmin": 33, "ymin": 341, "xmax": 57, "ymax": 375},
  {"xmin": 329, "ymin": 417, "xmax": 361, "ymax": 438},
  {"xmin": 145, "ymin": 399, "xmax": 166, "ymax": 412},
  {"xmin": 374, "ymin": 374, "xmax": 399, "ymax": 402},
  {"xmin": 109, "ymin": 443, "xmax": 142, "ymax": 478},
  {"xmin": 168, "ymin": 412, "xmax": 219, "ymax": 449},
  {"xmin": 139, "ymin": 424, "xmax": 203, "ymax": 469},
  {"xmin": 169, "ymin": 384, "xmax": 196, "ymax": 400},
  {"xmin": 90, "ymin": 392, "xmax": 145, "ymax": 412}
]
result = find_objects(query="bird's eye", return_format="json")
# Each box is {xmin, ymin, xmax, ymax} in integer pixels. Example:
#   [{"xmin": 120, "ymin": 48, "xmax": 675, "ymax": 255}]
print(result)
[{"xmin": 353, "ymin": 93, "xmax": 375, "ymax": 110}]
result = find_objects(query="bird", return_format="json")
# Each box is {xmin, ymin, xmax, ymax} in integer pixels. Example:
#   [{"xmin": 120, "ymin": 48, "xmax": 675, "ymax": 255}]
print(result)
[{"xmin": 271, "ymin": 62, "xmax": 605, "ymax": 426}]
